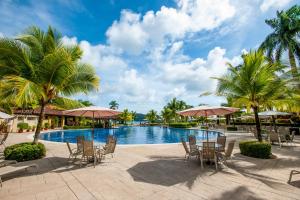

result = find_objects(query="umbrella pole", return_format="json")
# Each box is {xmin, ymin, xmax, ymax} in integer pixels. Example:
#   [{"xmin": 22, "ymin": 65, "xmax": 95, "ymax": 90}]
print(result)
[
  {"xmin": 205, "ymin": 111, "xmax": 209, "ymax": 143},
  {"xmin": 92, "ymin": 112, "xmax": 95, "ymax": 140}
]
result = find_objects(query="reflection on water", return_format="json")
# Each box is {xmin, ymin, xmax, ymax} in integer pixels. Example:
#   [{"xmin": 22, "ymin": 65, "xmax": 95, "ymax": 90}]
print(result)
[{"xmin": 40, "ymin": 126, "xmax": 220, "ymax": 144}]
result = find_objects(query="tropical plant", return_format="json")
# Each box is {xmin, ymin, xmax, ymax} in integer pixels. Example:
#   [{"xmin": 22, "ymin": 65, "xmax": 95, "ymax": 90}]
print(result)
[
  {"xmin": 109, "ymin": 100, "xmax": 119, "ymax": 110},
  {"xmin": 119, "ymin": 109, "xmax": 132, "ymax": 125},
  {"xmin": 145, "ymin": 109, "xmax": 158, "ymax": 123},
  {"xmin": 214, "ymin": 50, "xmax": 288, "ymax": 141},
  {"xmin": 164, "ymin": 98, "xmax": 192, "ymax": 122},
  {"xmin": 78, "ymin": 99, "xmax": 94, "ymax": 106},
  {"xmin": 0, "ymin": 26, "xmax": 99, "ymax": 143},
  {"xmin": 260, "ymin": 5, "xmax": 300, "ymax": 78},
  {"xmin": 131, "ymin": 111, "xmax": 137, "ymax": 121},
  {"xmin": 161, "ymin": 107, "xmax": 172, "ymax": 123}
]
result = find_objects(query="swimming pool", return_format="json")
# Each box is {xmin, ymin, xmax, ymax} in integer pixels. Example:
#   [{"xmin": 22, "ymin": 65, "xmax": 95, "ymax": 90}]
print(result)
[{"xmin": 40, "ymin": 126, "xmax": 221, "ymax": 145}]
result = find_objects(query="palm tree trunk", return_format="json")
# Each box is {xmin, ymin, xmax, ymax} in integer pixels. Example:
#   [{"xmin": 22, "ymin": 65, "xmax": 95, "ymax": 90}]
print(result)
[
  {"xmin": 33, "ymin": 102, "xmax": 46, "ymax": 144},
  {"xmin": 288, "ymin": 48, "xmax": 298, "ymax": 78},
  {"xmin": 253, "ymin": 106, "xmax": 262, "ymax": 142}
]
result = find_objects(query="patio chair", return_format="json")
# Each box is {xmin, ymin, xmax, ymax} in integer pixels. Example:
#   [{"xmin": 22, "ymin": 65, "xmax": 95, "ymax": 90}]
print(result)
[
  {"xmin": 181, "ymin": 138, "xmax": 199, "ymax": 161},
  {"xmin": 268, "ymin": 130, "xmax": 287, "ymax": 148},
  {"xmin": 288, "ymin": 170, "xmax": 300, "ymax": 183},
  {"xmin": 0, "ymin": 161, "xmax": 38, "ymax": 187},
  {"xmin": 218, "ymin": 140, "xmax": 235, "ymax": 166},
  {"xmin": 98, "ymin": 136, "xmax": 117, "ymax": 160},
  {"xmin": 66, "ymin": 142, "xmax": 83, "ymax": 162},
  {"xmin": 0, "ymin": 132, "xmax": 9, "ymax": 150},
  {"xmin": 80, "ymin": 140, "xmax": 98, "ymax": 167},
  {"xmin": 188, "ymin": 135, "xmax": 198, "ymax": 155},
  {"xmin": 76, "ymin": 136, "xmax": 84, "ymax": 153},
  {"xmin": 200, "ymin": 142, "xmax": 218, "ymax": 170},
  {"xmin": 217, "ymin": 135, "xmax": 226, "ymax": 152}
]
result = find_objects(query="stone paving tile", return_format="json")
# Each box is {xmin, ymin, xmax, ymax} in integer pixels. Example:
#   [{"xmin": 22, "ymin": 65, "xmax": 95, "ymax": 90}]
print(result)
[{"xmin": 1, "ymin": 133, "xmax": 300, "ymax": 199}]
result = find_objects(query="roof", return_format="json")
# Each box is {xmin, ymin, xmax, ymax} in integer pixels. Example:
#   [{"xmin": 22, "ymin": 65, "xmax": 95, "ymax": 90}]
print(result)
[{"xmin": 0, "ymin": 111, "xmax": 14, "ymax": 119}]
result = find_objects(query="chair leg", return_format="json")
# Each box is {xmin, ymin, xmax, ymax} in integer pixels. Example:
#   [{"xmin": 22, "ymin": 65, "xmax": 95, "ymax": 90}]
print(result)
[
  {"xmin": 288, "ymin": 170, "xmax": 294, "ymax": 183},
  {"xmin": 200, "ymin": 154, "xmax": 203, "ymax": 169},
  {"xmin": 215, "ymin": 156, "xmax": 218, "ymax": 170},
  {"xmin": 0, "ymin": 176, "xmax": 2, "ymax": 187}
]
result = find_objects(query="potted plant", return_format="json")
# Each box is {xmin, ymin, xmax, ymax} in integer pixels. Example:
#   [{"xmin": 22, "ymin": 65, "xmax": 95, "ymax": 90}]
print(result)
[
  {"xmin": 32, "ymin": 125, "xmax": 36, "ymax": 131},
  {"xmin": 17, "ymin": 122, "xmax": 29, "ymax": 133},
  {"xmin": 44, "ymin": 123, "xmax": 49, "ymax": 130},
  {"xmin": 27, "ymin": 126, "xmax": 31, "ymax": 132}
]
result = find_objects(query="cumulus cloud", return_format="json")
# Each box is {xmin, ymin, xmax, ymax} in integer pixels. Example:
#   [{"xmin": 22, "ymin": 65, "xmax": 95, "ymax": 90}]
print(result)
[
  {"xmin": 260, "ymin": 0, "xmax": 292, "ymax": 12},
  {"xmin": 106, "ymin": 0, "xmax": 235, "ymax": 55}
]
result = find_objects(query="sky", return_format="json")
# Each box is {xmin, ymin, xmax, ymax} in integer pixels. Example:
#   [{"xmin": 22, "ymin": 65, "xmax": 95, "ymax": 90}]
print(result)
[{"xmin": 0, "ymin": 0, "xmax": 298, "ymax": 113}]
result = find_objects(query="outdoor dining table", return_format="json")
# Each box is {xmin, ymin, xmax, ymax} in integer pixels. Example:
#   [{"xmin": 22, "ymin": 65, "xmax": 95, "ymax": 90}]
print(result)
[{"xmin": 196, "ymin": 142, "xmax": 223, "ymax": 150}]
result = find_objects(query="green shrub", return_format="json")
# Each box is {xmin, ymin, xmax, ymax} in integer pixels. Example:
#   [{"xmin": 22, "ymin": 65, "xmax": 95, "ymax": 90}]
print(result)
[
  {"xmin": 189, "ymin": 122, "xmax": 198, "ymax": 127},
  {"xmin": 44, "ymin": 122, "xmax": 50, "ymax": 129},
  {"xmin": 4, "ymin": 142, "xmax": 46, "ymax": 162},
  {"xmin": 227, "ymin": 126, "xmax": 238, "ymax": 131},
  {"xmin": 63, "ymin": 125, "xmax": 91, "ymax": 130},
  {"xmin": 17, "ymin": 122, "xmax": 29, "ymax": 130},
  {"xmin": 239, "ymin": 140, "xmax": 271, "ymax": 159},
  {"xmin": 169, "ymin": 123, "xmax": 192, "ymax": 128}
]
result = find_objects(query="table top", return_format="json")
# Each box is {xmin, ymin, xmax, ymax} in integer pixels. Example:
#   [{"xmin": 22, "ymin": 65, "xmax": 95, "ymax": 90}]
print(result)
[{"xmin": 196, "ymin": 142, "xmax": 223, "ymax": 148}]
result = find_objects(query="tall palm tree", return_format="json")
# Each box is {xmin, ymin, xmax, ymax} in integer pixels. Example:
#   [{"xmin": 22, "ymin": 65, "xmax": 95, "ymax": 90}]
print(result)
[
  {"xmin": 145, "ymin": 110, "xmax": 158, "ymax": 123},
  {"xmin": 109, "ymin": 100, "xmax": 119, "ymax": 110},
  {"xmin": 260, "ymin": 5, "xmax": 300, "ymax": 78},
  {"xmin": 0, "ymin": 26, "xmax": 99, "ymax": 143},
  {"xmin": 131, "ymin": 111, "xmax": 137, "ymax": 121},
  {"xmin": 214, "ymin": 50, "xmax": 288, "ymax": 141}
]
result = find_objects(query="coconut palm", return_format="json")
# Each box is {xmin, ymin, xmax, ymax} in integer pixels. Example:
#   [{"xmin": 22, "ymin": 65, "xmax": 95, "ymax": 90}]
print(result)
[
  {"xmin": 214, "ymin": 50, "xmax": 288, "ymax": 141},
  {"xmin": 109, "ymin": 100, "xmax": 119, "ymax": 110},
  {"xmin": 145, "ymin": 110, "xmax": 158, "ymax": 123},
  {"xmin": 260, "ymin": 5, "xmax": 300, "ymax": 78},
  {"xmin": 0, "ymin": 26, "xmax": 99, "ymax": 143},
  {"xmin": 131, "ymin": 111, "xmax": 137, "ymax": 121},
  {"xmin": 161, "ymin": 107, "xmax": 172, "ymax": 124},
  {"xmin": 119, "ymin": 109, "xmax": 132, "ymax": 125}
]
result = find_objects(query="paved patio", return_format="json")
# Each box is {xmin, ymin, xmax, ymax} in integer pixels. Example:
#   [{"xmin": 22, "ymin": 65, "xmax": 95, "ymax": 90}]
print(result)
[{"xmin": 1, "ymin": 131, "xmax": 300, "ymax": 200}]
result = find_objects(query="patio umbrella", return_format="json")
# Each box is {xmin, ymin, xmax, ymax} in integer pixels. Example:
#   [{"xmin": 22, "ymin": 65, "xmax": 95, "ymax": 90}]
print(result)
[
  {"xmin": 64, "ymin": 106, "xmax": 121, "ymax": 137},
  {"xmin": 0, "ymin": 111, "xmax": 14, "ymax": 119},
  {"xmin": 258, "ymin": 111, "xmax": 292, "ymax": 131},
  {"xmin": 177, "ymin": 106, "xmax": 240, "ymax": 142}
]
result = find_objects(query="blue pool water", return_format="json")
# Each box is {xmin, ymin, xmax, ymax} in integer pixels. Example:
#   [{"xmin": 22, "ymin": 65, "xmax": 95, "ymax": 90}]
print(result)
[{"xmin": 40, "ymin": 126, "xmax": 221, "ymax": 145}]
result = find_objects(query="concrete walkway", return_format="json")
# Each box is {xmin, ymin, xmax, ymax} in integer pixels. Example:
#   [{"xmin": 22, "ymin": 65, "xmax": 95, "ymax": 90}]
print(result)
[{"xmin": 1, "ymin": 132, "xmax": 300, "ymax": 200}]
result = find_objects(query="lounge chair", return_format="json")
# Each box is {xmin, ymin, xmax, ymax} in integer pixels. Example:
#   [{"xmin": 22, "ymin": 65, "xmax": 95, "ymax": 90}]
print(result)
[
  {"xmin": 0, "ymin": 132, "xmax": 9, "ymax": 150},
  {"xmin": 80, "ymin": 140, "xmax": 98, "ymax": 167},
  {"xmin": 288, "ymin": 170, "xmax": 300, "ymax": 183},
  {"xmin": 181, "ymin": 138, "xmax": 199, "ymax": 162},
  {"xmin": 200, "ymin": 142, "xmax": 218, "ymax": 170},
  {"xmin": 188, "ymin": 135, "xmax": 198, "ymax": 155},
  {"xmin": 0, "ymin": 161, "xmax": 38, "ymax": 187},
  {"xmin": 217, "ymin": 135, "xmax": 226, "ymax": 152},
  {"xmin": 218, "ymin": 140, "xmax": 235, "ymax": 166}
]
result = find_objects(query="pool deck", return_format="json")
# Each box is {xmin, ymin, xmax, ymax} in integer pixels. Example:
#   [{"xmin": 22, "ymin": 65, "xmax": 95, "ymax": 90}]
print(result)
[{"xmin": 1, "ymin": 131, "xmax": 300, "ymax": 200}]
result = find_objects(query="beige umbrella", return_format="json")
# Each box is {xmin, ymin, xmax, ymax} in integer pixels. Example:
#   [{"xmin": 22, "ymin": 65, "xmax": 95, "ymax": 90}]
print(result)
[
  {"xmin": 64, "ymin": 106, "xmax": 121, "ymax": 136},
  {"xmin": 177, "ymin": 106, "xmax": 240, "ymax": 142}
]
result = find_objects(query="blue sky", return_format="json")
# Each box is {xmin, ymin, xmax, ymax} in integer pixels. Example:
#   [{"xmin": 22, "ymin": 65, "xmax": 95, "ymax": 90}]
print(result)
[{"xmin": 0, "ymin": 0, "xmax": 298, "ymax": 113}]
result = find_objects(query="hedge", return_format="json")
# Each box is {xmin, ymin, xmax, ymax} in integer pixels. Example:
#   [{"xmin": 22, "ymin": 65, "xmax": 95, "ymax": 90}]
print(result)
[
  {"xmin": 227, "ymin": 126, "xmax": 238, "ymax": 131},
  {"xmin": 63, "ymin": 125, "xmax": 91, "ymax": 130},
  {"xmin": 4, "ymin": 142, "xmax": 46, "ymax": 162},
  {"xmin": 17, "ymin": 122, "xmax": 29, "ymax": 130},
  {"xmin": 239, "ymin": 140, "xmax": 271, "ymax": 159},
  {"xmin": 169, "ymin": 122, "xmax": 198, "ymax": 128}
]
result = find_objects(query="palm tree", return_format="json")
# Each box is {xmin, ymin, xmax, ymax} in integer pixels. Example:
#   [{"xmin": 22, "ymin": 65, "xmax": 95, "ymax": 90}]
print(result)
[
  {"xmin": 260, "ymin": 5, "xmax": 300, "ymax": 78},
  {"xmin": 78, "ymin": 99, "xmax": 94, "ymax": 106},
  {"xmin": 214, "ymin": 50, "xmax": 288, "ymax": 141},
  {"xmin": 131, "ymin": 111, "xmax": 137, "ymax": 121},
  {"xmin": 119, "ymin": 109, "xmax": 132, "ymax": 125},
  {"xmin": 145, "ymin": 110, "xmax": 158, "ymax": 123},
  {"xmin": 109, "ymin": 100, "xmax": 119, "ymax": 110},
  {"xmin": 161, "ymin": 107, "xmax": 172, "ymax": 124},
  {"xmin": 0, "ymin": 26, "xmax": 99, "ymax": 143}
]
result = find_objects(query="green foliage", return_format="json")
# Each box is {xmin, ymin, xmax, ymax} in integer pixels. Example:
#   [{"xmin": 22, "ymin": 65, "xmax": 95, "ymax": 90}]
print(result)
[
  {"xmin": 145, "ymin": 109, "xmax": 158, "ymax": 123},
  {"xmin": 169, "ymin": 122, "xmax": 198, "ymax": 128},
  {"xmin": 215, "ymin": 50, "xmax": 289, "ymax": 141},
  {"xmin": 260, "ymin": 5, "xmax": 300, "ymax": 77},
  {"xmin": 44, "ymin": 122, "xmax": 50, "ymax": 129},
  {"xmin": 227, "ymin": 126, "xmax": 238, "ymax": 131},
  {"xmin": 78, "ymin": 99, "xmax": 94, "ymax": 106},
  {"xmin": 17, "ymin": 122, "xmax": 29, "ymax": 130},
  {"xmin": 0, "ymin": 26, "xmax": 99, "ymax": 143},
  {"xmin": 239, "ymin": 141, "xmax": 271, "ymax": 159},
  {"xmin": 119, "ymin": 109, "xmax": 133, "ymax": 124},
  {"xmin": 63, "ymin": 125, "xmax": 91, "ymax": 130},
  {"xmin": 163, "ymin": 98, "xmax": 193, "ymax": 122},
  {"xmin": 109, "ymin": 100, "xmax": 119, "ymax": 110},
  {"xmin": 4, "ymin": 142, "xmax": 46, "ymax": 162}
]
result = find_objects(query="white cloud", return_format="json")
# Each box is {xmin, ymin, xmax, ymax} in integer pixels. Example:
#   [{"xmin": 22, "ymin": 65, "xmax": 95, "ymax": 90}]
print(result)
[
  {"xmin": 260, "ymin": 0, "xmax": 292, "ymax": 12},
  {"xmin": 106, "ymin": 0, "xmax": 235, "ymax": 55}
]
